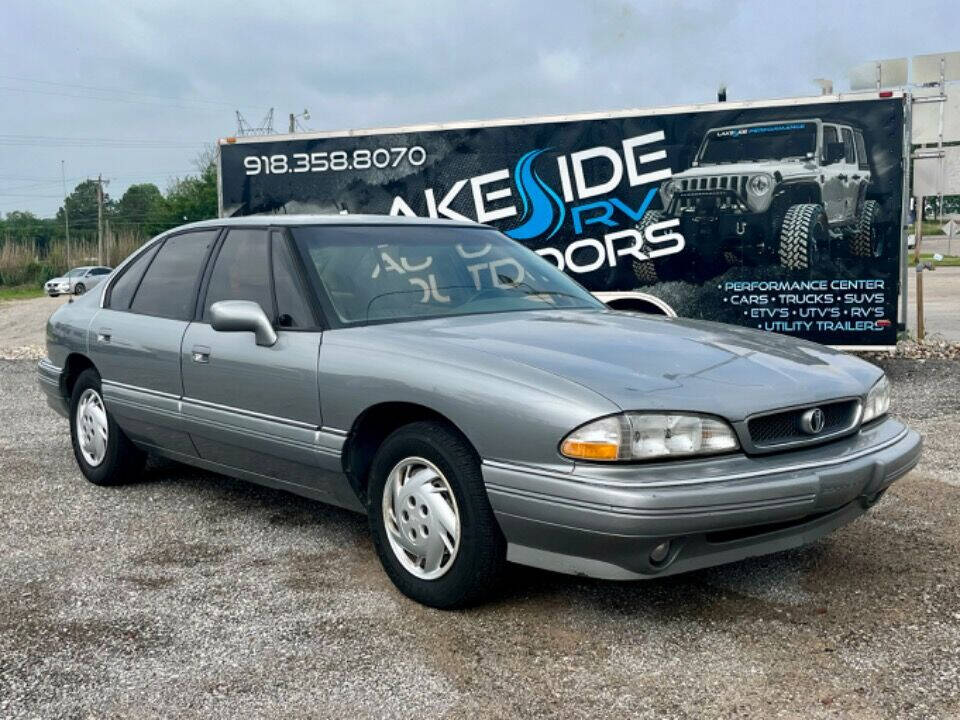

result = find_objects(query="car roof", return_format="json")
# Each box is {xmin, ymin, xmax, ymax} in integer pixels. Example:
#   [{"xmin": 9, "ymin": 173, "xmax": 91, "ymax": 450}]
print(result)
[{"xmin": 167, "ymin": 214, "xmax": 487, "ymax": 235}]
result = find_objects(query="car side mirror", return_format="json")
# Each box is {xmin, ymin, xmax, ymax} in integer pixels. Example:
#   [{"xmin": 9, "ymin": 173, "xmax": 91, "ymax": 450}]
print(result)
[
  {"xmin": 825, "ymin": 142, "xmax": 845, "ymax": 164},
  {"xmin": 209, "ymin": 300, "xmax": 277, "ymax": 347}
]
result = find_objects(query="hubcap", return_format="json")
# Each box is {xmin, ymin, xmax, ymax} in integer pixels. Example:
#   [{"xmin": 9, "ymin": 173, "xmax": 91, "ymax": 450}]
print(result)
[
  {"xmin": 76, "ymin": 388, "xmax": 108, "ymax": 467},
  {"xmin": 381, "ymin": 457, "xmax": 461, "ymax": 580}
]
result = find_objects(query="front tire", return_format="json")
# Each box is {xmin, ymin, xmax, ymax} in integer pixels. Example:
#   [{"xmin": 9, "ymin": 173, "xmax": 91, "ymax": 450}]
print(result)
[
  {"xmin": 778, "ymin": 203, "xmax": 826, "ymax": 270},
  {"xmin": 73, "ymin": 283, "xmax": 86, "ymax": 295},
  {"xmin": 69, "ymin": 369, "xmax": 145, "ymax": 486},
  {"xmin": 631, "ymin": 210, "xmax": 665, "ymax": 285},
  {"xmin": 368, "ymin": 421, "xmax": 506, "ymax": 608}
]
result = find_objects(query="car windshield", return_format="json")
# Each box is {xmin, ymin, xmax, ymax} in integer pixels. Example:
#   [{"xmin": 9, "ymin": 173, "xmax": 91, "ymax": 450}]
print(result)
[
  {"xmin": 291, "ymin": 225, "xmax": 603, "ymax": 325},
  {"xmin": 66, "ymin": 268, "xmax": 87, "ymax": 278},
  {"xmin": 698, "ymin": 122, "xmax": 818, "ymax": 164}
]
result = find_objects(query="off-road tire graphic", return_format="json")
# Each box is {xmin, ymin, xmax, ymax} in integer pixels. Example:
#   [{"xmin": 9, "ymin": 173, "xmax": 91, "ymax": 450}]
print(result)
[
  {"xmin": 632, "ymin": 210, "xmax": 664, "ymax": 285},
  {"xmin": 778, "ymin": 204, "xmax": 826, "ymax": 270},
  {"xmin": 848, "ymin": 199, "xmax": 880, "ymax": 258}
]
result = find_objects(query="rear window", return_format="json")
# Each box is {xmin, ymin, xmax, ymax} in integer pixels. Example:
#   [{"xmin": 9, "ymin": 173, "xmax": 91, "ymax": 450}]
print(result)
[
  {"xmin": 108, "ymin": 244, "xmax": 158, "ymax": 310},
  {"xmin": 854, "ymin": 130, "xmax": 869, "ymax": 171},
  {"xmin": 130, "ymin": 230, "xmax": 218, "ymax": 320}
]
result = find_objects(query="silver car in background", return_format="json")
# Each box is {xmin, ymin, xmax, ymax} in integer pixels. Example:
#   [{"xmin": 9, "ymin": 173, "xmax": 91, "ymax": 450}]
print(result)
[
  {"xmin": 37, "ymin": 216, "xmax": 921, "ymax": 608},
  {"xmin": 44, "ymin": 266, "xmax": 112, "ymax": 296}
]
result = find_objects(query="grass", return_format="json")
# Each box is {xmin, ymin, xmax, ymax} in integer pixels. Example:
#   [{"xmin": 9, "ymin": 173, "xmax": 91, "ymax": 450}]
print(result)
[
  {"xmin": 0, "ymin": 284, "xmax": 46, "ymax": 301},
  {"xmin": 908, "ymin": 253, "xmax": 960, "ymax": 267},
  {"xmin": 908, "ymin": 220, "xmax": 949, "ymax": 237}
]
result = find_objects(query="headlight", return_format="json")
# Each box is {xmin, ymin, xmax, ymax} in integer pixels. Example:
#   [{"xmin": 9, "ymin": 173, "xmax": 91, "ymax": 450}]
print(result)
[
  {"xmin": 862, "ymin": 375, "xmax": 890, "ymax": 424},
  {"xmin": 747, "ymin": 174, "xmax": 773, "ymax": 195},
  {"xmin": 659, "ymin": 179, "xmax": 681, "ymax": 206},
  {"xmin": 560, "ymin": 412, "xmax": 739, "ymax": 462},
  {"xmin": 744, "ymin": 174, "xmax": 774, "ymax": 213}
]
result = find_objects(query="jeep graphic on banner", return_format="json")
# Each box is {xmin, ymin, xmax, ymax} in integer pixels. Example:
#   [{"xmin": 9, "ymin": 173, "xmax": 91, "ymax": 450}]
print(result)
[{"xmin": 218, "ymin": 92, "xmax": 907, "ymax": 346}]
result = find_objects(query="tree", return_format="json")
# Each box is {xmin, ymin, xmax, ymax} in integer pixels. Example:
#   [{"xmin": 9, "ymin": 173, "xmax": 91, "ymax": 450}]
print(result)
[
  {"xmin": 115, "ymin": 183, "xmax": 164, "ymax": 233},
  {"xmin": 156, "ymin": 162, "xmax": 218, "ymax": 227},
  {"xmin": 56, "ymin": 179, "xmax": 110, "ymax": 233}
]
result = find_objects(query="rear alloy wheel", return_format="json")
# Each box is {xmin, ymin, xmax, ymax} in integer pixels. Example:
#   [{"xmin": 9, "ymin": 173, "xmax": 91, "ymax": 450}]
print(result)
[
  {"xmin": 69, "ymin": 368, "xmax": 145, "ymax": 486},
  {"xmin": 778, "ymin": 203, "xmax": 826, "ymax": 270},
  {"xmin": 368, "ymin": 421, "xmax": 506, "ymax": 608},
  {"xmin": 74, "ymin": 283, "xmax": 86, "ymax": 295}
]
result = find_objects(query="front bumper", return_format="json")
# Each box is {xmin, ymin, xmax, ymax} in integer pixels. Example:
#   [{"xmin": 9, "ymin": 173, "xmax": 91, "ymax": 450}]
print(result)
[
  {"xmin": 37, "ymin": 358, "xmax": 68, "ymax": 418},
  {"xmin": 483, "ymin": 417, "xmax": 922, "ymax": 580}
]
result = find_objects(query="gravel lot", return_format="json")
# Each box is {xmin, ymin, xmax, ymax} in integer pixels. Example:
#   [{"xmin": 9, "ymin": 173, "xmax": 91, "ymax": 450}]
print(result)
[{"xmin": 1, "ymin": 356, "xmax": 959, "ymax": 719}]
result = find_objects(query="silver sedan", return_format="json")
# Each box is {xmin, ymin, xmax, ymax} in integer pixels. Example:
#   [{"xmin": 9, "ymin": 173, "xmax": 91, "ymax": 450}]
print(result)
[{"xmin": 37, "ymin": 215, "xmax": 921, "ymax": 607}]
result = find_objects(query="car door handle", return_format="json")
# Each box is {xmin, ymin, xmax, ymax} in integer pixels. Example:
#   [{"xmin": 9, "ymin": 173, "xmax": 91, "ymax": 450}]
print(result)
[
  {"xmin": 191, "ymin": 345, "xmax": 211, "ymax": 364},
  {"xmin": 96, "ymin": 328, "xmax": 111, "ymax": 343}
]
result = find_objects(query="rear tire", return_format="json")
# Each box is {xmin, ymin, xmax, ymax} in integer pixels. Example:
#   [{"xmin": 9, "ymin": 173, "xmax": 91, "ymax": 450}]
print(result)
[
  {"xmin": 848, "ymin": 199, "xmax": 881, "ymax": 258},
  {"xmin": 631, "ymin": 210, "xmax": 665, "ymax": 285},
  {"xmin": 69, "ymin": 368, "xmax": 145, "ymax": 486},
  {"xmin": 367, "ymin": 421, "xmax": 506, "ymax": 608},
  {"xmin": 778, "ymin": 203, "xmax": 826, "ymax": 270}
]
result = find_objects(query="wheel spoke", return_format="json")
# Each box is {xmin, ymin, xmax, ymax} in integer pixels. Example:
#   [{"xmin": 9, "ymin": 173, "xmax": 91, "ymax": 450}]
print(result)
[
  {"xmin": 422, "ymin": 533, "xmax": 446, "ymax": 574},
  {"xmin": 424, "ymin": 490, "xmax": 458, "ymax": 540}
]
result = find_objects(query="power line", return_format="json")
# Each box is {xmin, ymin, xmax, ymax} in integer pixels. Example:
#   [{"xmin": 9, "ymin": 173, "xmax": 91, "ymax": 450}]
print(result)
[
  {"xmin": 0, "ymin": 85, "xmax": 243, "ymax": 114},
  {"xmin": 0, "ymin": 74, "xmax": 262, "ymax": 110}
]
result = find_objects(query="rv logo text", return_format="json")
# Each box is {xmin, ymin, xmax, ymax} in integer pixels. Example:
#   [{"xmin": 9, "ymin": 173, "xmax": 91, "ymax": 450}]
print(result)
[{"xmin": 389, "ymin": 131, "xmax": 686, "ymax": 274}]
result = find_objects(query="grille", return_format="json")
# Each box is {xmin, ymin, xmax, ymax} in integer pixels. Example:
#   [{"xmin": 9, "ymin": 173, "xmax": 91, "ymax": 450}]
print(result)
[
  {"xmin": 680, "ymin": 175, "xmax": 750, "ymax": 192},
  {"xmin": 677, "ymin": 175, "xmax": 751, "ymax": 211},
  {"xmin": 747, "ymin": 399, "xmax": 860, "ymax": 449}
]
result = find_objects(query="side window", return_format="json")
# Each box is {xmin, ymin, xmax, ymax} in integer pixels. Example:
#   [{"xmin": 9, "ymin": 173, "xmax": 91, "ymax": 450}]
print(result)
[
  {"xmin": 271, "ymin": 232, "xmax": 316, "ymax": 328},
  {"xmin": 108, "ymin": 244, "xmax": 159, "ymax": 310},
  {"xmin": 821, "ymin": 125, "xmax": 838, "ymax": 161},
  {"xmin": 854, "ymin": 131, "xmax": 869, "ymax": 171},
  {"xmin": 841, "ymin": 128, "xmax": 856, "ymax": 164},
  {"xmin": 130, "ymin": 230, "xmax": 218, "ymax": 320},
  {"xmin": 202, "ymin": 229, "xmax": 272, "ymax": 322},
  {"xmin": 91, "ymin": 268, "xmax": 111, "ymax": 276}
]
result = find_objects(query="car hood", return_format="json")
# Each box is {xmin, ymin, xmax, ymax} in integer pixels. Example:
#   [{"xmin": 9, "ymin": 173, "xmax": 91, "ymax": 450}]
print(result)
[
  {"xmin": 47, "ymin": 277, "xmax": 69, "ymax": 284},
  {"xmin": 383, "ymin": 310, "xmax": 881, "ymax": 421},
  {"xmin": 676, "ymin": 160, "xmax": 817, "ymax": 179}
]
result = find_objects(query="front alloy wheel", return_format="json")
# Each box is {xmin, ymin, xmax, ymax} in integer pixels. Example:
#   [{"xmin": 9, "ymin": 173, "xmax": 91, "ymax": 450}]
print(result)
[
  {"xmin": 367, "ymin": 420, "xmax": 506, "ymax": 608},
  {"xmin": 382, "ymin": 457, "xmax": 461, "ymax": 580}
]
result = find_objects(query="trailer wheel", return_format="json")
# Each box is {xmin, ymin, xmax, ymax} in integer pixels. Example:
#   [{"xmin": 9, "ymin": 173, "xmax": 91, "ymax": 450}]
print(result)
[
  {"xmin": 631, "ymin": 210, "xmax": 664, "ymax": 285},
  {"xmin": 848, "ymin": 199, "xmax": 882, "ymax": 258},
  {"xmin": 778, "ymin": 204, "xmax": 826, "ymax": 270}
]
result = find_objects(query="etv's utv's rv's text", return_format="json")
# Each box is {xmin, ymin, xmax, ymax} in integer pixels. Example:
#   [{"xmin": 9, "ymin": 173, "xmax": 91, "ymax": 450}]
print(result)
[{"xmin": 218, "ymin": 92, "xmax": 909, "ymax": 347}]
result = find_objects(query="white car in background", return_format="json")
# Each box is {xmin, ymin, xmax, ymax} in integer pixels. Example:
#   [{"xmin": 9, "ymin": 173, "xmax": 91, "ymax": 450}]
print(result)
[{"xmin": 44, "ymin": 266, "xmax": 112, "ymax": 297}]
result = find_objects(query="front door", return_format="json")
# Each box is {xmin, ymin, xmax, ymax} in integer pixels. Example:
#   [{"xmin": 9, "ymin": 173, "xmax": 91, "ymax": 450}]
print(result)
[
  {"xmin": 179, "ymin": 228, "xmax": 345, "ymax": 503},
  {"xmin": 820, "ymin": 124, "xmax": 844, "ymax": 224}
]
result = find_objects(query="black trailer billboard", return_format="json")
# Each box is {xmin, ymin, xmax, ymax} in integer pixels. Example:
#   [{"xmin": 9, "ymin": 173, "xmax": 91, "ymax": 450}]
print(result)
[{"xmin": 218, "ymin": 93, "xmax": 907, "ymax": 346}]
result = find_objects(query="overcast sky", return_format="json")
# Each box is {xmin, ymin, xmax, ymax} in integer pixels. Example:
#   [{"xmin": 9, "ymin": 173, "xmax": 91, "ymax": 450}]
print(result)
[{"xmin": 1, "ymin": 0, "xmax": 957, "ymax": 217}]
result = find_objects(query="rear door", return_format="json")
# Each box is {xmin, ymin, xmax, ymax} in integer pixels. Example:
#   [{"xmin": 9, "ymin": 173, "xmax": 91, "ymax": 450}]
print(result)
[
  {"xmin": 89, "ymin": 229, "xmax": 219, "ymax": 456},
  {"xmin": 179, "ymin": 228, "xmax": 346, "ymax": 502}
]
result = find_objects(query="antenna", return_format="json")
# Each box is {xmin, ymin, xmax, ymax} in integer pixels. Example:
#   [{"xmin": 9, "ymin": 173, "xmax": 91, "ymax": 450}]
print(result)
[{"xmin": 235, "ymin": 108, "xmax": 276, "ymax": 136}]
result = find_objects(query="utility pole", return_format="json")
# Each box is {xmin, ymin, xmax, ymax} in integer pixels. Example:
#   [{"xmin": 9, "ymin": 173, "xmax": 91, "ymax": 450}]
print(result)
[
  {"xmin": 289, "ymin": 112, "xmax": 295, "ymax": 134},
  {"xmin": 96, "ymin": 174, "xmax": 104, "ymax": 266},
  {"xmin": 60, "ymin": 160, "xmax": 71, "ymax": 269},
  {"xmin": 915, "ymin": 196, "xmax": 925, "ymax": 340}
]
